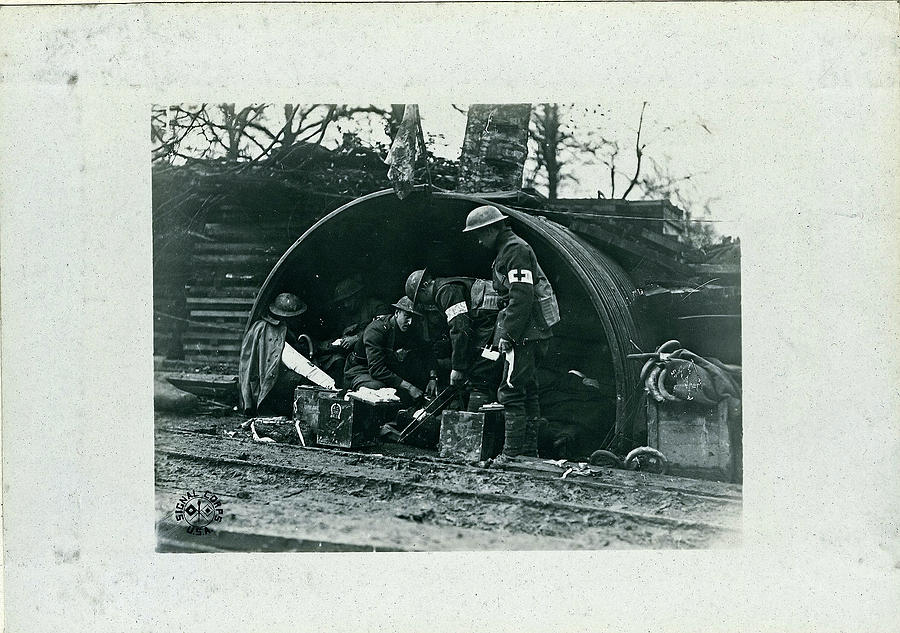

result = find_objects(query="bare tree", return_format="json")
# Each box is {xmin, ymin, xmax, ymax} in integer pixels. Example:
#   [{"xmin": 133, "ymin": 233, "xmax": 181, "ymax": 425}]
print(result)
[
  {"xmin": 152, "ymin": 104, "xmax": 274, "ymax": 163},
  {"xmin": 525, "ymin": 101, "xmax": 728, "ymax": 246},
  {"xmin": 151, "ymin": 104, "xmax": 399, "ymax": 166},
  {"xmin": 619, "ymin": 101, "xmax": 647, "ymax": 199},
  {"xmin": 527, "ymin": 103, "xmax": 641, "ymax": 202},
  {"xmin": 526, "ymin": 103, "xmax": 582, "ymax": 201},
  {"xmin": 590, "ymin": 101, "xmax": 652, "ymax": 200}
]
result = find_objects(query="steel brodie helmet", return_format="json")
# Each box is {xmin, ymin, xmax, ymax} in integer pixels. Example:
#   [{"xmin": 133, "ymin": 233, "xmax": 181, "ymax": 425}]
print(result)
[
  {"xmin": 269, "ymin": 292, "xmax": 308, "ymax": 318},
  {"xmin": 462, "ymin": 205, "xmax": 507, "ymax": 232},
  {"xmin": 405, "ymin": 268, "xmax": 429, "ymax": 307},
  {"xmin": 391, "ymin": 295, "xmax": 423, "ymax": 317},
  {"xmin": 333, "ymin": 277, "xmax": 364, "ymax": 303}
]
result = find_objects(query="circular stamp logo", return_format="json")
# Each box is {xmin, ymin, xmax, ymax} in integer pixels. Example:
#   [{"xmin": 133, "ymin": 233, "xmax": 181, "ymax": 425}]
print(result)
[
  {"xmin": 330, "ymin": 402, "xmax": 343, "ymax": 418},
  {"xmin": 174, "ymin": 490, "xmax": 224, "ymax": 535}
]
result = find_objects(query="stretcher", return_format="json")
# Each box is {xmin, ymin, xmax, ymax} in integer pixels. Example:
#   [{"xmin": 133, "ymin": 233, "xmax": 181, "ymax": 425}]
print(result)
[{"xmin": 396, "ymin": 385, "xmax": 461, "ymax": 443}]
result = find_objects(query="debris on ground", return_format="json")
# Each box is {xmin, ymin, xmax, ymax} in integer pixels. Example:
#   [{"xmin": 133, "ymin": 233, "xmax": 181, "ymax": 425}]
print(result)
[{"xmin": 156, "ymin": 412, "xmax": 742, "ymax": 552}]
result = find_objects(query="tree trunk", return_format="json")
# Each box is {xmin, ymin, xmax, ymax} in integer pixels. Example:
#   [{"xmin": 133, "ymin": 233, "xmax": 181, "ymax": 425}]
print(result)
[
  {"xmin": 457, "ymin": 104, "xmax": 531, "ymax": 193},
  {"xmin": 220, "ymin": 104, "xmax": 240, "ymax": 160},
  {"xmin": 542, "ymin": 104, "xmax": 561, "ymax": 201}
]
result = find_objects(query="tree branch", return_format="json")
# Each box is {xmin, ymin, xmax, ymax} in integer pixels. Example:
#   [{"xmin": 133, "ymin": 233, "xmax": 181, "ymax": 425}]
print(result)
[
  {"xmin": 312, "ymin": 104, "xmax": 336, "ymax": 145},
  {"xmin": 336, "ymin": 104, "xmax": 390, "ymax": 118},
  {"xmin": 241, "ymin": 117, "xmax": 278, "ymax": 140},
  {"xmin": 621, "ymin": 101, "xmax": 647, "ymax": 200},
  {"xmin": 152, "ymin": 104, "xmax": 209, "ymax": 161},
  {"xmin": 243, "ymin": 104, "xmax": 300, "ymax": 165}
]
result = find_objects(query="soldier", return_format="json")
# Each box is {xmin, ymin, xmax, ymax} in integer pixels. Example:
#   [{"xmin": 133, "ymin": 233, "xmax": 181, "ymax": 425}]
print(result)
[
  {"xmin": 405, "ymin": 268, "xmax": 501, "ymax": 411},
  {"xmin": 462, "ymin": 205, "xmax": 560, "ymax": 459},
  {"xmin": 316, "ymin": 276, "xmax": 392, "ymax": 384},
  {"xmin": 330, "ymin": 276, "xmax": 392, "ymax": 352},
  {"xmin": 238, "ymin": 293, "xmax": 335, "ymax": 416},
  {"xmin": 343, "ymin": 296, "xmax": 437, "ymax": 403}
]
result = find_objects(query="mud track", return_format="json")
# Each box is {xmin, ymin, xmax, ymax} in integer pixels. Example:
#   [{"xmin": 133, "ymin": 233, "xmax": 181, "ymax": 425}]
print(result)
[{"xmin": 155, "ymin": 413, "xmax": 741, "ymax": 551}]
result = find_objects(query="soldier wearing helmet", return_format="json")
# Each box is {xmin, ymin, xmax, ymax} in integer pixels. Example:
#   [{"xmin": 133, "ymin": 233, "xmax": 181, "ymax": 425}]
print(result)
[
  {"xmin": 239, "ymin": 292, "xmax": 334, "ymax": 415},
  {"xmin": 462, "ymin": 205, "xmax": 560, "ymax": 459},
  {"xmin": 331, "ymin": 275, "xmax": 391, "ymax": 351},
  {"xmin": 314, "ymin": 276, "xmax": 392, "ymax": 384},
  {"xmin": 405, "ymin": 268, "xmax": 502, "ymax": 411},
  {"xmin": 343, "ymin": 296, "xmax": 436, "ymax": 403}
]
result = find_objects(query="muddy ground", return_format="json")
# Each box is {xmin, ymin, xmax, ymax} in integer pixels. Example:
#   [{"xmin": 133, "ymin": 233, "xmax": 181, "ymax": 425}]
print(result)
[{"xmin": 155, "ymin": 406, "xmax": 742, "ymax": 552}]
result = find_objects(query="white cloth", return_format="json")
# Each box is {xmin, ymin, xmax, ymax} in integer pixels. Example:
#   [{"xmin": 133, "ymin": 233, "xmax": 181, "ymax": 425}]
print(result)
[{"xmin": 281, "ymin": 342, "xmax": 336, "ymax": 390}]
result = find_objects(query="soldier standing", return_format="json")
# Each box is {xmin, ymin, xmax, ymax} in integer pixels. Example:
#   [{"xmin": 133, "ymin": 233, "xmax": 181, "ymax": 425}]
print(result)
[{"xmin": 462, "ymin": 205, "xmax": 560, "ymax": 459}]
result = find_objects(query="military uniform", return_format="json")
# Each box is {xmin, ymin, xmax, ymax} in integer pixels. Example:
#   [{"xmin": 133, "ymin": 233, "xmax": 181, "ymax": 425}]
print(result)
[
  {"xmin": 238, "ymin": 315, "xmax": 306, "ymax": 415},
  {"xmin": 343, "ymin": 314, "xmax": 429, "ymax": 393},
  {"xmin": 318, "ymin": 296, "xmax": 392, "ymax": 384},
  {"xmin": 491, "ymin": 225, "xmax": 560, "ymax": 457},
  {"xmin": 428, "ymin": 277, "xmax": 501, "ymax": 409}
]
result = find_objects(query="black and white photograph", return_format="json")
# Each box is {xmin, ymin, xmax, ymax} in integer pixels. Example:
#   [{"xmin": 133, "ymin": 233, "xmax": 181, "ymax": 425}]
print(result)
[
  {"xmin": 152, "ymin": 102, "xmax": 743, "ymax": 551},
  {"xmin": 1, "ymin": 2, "xmax": 897, "ymax": 631}
]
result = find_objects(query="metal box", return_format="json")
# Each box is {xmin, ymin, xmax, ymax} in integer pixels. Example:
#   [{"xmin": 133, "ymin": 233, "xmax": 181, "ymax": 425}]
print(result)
[
  {"xmin": 438, "ymin": 407, "xmax": 505, "ymax": 461},
  {"xmin": 293, "ymin": 386, "xmax": 338, "ymax": 446},
  {"xmin": 646, "ymin": 398, "xmax": 741, "ymax": 482},
  {"xmin": 249, "ymin": 416, "xmax": 299, "ymax": 444},
  {"xmin": 316, "ymin": 394, "xmax": 401, "ymax": 450}
]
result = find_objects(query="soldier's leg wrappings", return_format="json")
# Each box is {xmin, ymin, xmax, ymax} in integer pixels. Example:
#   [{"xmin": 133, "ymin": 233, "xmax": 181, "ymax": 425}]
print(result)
[{"xmin": 498, "ymin": 341, "xmax": 541, "ymax": 457}]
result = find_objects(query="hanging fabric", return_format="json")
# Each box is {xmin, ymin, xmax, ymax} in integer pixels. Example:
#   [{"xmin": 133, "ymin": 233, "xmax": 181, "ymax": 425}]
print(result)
[{"xmin": 386, "ymin": 104, "xmax": 428, "ymax": 200}]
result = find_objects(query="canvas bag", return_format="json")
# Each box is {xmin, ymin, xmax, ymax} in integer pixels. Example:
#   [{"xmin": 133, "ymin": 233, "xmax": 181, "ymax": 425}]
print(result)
[{"xmin": 533, "ymin": 262, "xmax": 560, "ymax": 329}]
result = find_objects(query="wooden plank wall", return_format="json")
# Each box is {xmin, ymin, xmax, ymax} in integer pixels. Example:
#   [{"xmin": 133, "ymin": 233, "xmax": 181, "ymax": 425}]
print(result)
[{"xmin": 181, "ymin": 208, "xmax": 302, "ymax": 368}]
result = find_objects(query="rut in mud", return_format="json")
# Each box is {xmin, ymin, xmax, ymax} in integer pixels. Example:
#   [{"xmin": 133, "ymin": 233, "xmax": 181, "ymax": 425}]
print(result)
[{"xmin": 155, "ymin": 412, "xmax": 742, "ymax": 551}]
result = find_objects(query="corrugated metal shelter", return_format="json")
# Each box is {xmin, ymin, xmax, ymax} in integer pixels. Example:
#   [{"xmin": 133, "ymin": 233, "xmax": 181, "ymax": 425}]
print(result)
[{"xmin": 249, "ymin": 188, "xmax": 649, "ymax": 447}]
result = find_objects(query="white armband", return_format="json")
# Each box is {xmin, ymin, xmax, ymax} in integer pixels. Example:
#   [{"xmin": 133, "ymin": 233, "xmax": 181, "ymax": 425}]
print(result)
[
  {"xmin": 508, "ymin": 269, "xmax": 534, "ymax": 284},
  {"xmin": 444, "ymin": 301, "xmax": 468, "ymax": 321}
]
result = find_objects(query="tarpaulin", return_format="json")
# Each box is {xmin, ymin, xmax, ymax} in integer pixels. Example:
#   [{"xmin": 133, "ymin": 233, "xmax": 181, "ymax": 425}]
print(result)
[{"xmin": 385, "ymin": 104, "xmax": 422, "ymax": 200}]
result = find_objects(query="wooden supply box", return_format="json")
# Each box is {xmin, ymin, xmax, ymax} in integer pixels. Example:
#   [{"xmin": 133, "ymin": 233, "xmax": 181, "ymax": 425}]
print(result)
[
  {"xmin": 646, "ymin": 398, "xmax": 741, "ymax": 482},
  {"xmin": 438, "ymin": 406, "xmax": 505, "ymax": 461},
  {"xmin": 317, "ymin": 393, "xmax": 401, "ymax": 450}
]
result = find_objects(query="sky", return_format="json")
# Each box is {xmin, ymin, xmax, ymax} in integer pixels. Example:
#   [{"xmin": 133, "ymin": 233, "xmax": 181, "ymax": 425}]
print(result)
[
  {"xmin": 145, "ymin": 3, "xmax": 895, "ymax": 244},
  {"xmin": 323, "ymin": 102, "xmax": 740, "ymax": 235}
]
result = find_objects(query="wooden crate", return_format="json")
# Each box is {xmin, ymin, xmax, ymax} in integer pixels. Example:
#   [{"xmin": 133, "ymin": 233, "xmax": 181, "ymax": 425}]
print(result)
[
  {"xmin": 438, "ymin": 408, "xmax": 505, "ymax": 462},
  {"xmin": 646, "ymin": 398, "xmax": 739, "ymax": 482},
  {"xmin": 316, "ymin": 394, "xmax": 401, "ymax": 450},
  {"xmin": 292, "ymin": 386, "xmax": 339, "ymax": 446}
]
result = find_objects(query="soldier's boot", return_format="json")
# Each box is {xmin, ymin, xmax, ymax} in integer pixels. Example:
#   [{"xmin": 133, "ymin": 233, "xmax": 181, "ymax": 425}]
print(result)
[
  {"xmin": 522, "ymin": 417, "xmax": 543, "ymax": 458},
  {"xmin": 466, "ymin": 389, "xmax": 491, "ymax": 413},
  {"xmin": 501, "ymin": 414, "xmax": 527, "ymax": 457}
]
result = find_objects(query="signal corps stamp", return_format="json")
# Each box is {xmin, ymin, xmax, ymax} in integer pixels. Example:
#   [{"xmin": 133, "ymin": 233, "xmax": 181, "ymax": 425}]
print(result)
[{"xmin": 174, "ymin": 490, "xmax": 224, "ymax": 535}]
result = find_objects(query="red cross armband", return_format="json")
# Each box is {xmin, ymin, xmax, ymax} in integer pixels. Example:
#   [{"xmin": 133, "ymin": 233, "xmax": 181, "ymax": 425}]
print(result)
[{"xmin": 507, "ymin": 269, "xmax": 534, "ymax": 285}]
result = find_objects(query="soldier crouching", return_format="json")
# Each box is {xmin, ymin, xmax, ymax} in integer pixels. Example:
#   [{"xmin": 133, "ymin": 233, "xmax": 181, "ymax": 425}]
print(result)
[{"xmin": 342, "ymin": 296, "xmax": 437, "ymax": 405}]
